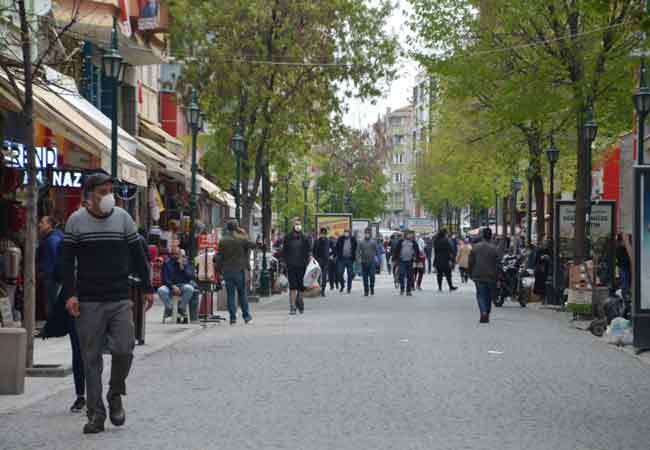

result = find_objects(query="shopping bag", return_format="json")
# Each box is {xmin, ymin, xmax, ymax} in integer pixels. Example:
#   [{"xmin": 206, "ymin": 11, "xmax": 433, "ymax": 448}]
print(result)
[{"xmin": 303, "ymin": 259, "xmax": 321, "ymax": 288}]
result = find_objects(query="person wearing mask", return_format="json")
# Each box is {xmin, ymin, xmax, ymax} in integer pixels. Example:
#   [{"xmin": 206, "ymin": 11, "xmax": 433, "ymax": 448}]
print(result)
[
  {"xmin": 468, "ymin": 227, "xmax": 500, "ymax": 323},
  {"xmin": 38, "ymin": 215, "xmax": 64, "ymax": 316},
  {"xmin": 40, "ymin": 216, "xmax": 86, "ymax": 413},
  {"xmin": 328, "ymin": 235, "xmax": 340, "ymax": 291},
  {"xmin": 357, "ymin": 228, "xmax": 378, "ymax": 296},
  {"xmin": 313, "ymin": 228, "xmax": 331, "ymax": 297},
  {"xmin": 616, "ymin": 233, "xmax": 632, "ymax": 301},
  {"xmin": 456, "ymin": 239, "xmax": 472, "ymax": 284},
  {"xmin": 157, "ymin": 246, "xmax": 195, "ymax": 321},
  {"xmin": 336, "ymin": 229, "xmax": 357, "ymax": 294},
  {"xmin": 282, "ymin": 218, "xmax": 311, "ymax": 314},
  {"xmin": 395, "ymin": 230, "xmax": 419, "ymax": 296},
  {"xmin": 434, "ymin": 229, "xmax": 458, "ymax": 292},
  {"xmin": 216, "ymin": 220, "xmax": 257, "ymax": 324},
  {"xmin": 62, "ymin": 170, "xmax": 154, "ymax": 434},
  {"xmin": 424, "ymin": 234, "xmax": 434, "ymax": 274}
]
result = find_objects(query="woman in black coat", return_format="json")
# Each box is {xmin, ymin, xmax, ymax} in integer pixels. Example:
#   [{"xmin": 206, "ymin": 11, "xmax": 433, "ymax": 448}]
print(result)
[{"xmin": 434, "ymin": 229, "xmax": 458, "ymax": 292}]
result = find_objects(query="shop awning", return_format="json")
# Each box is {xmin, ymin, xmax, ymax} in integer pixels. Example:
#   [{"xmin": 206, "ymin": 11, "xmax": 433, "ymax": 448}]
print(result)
[
  {"xmin": 0, "ymin": 72, "xmax": 149, "ymax": 187},
  {"xmin": 196, "ymin": 174, "xmax": 225, "ymax": 203},
  {"xmin": 221, "ymin": 192, "xmax": 237, "ymax": 210},
  {"xmin": 136, "ymin": 137, "xmax": 188, "ymax": 180},
  {"xmin": 139, "ymin": 117, "xmax": 184, "ymax": 156}
]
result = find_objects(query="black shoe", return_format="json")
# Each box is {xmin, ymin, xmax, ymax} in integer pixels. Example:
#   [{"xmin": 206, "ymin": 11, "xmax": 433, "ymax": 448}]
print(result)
[
  {"xmin": 289, "ymin": 306, "xmax": 297, "ymax": 315},
  {"xmin": 107, "ymin": 394, "xmax": 125, "ymax": 427},
  {"xmin": 70, "ymin": 396, "xmax": 85, "ymax": 413},
  {"xmin": 450, "ymin": 286, "xmax": 458, "ymax": 291},
  {"xmin": 370, "ymin": 288, "xmax": 375, "ymax": 296},
  {"xmin": 347, "ymin": 288, "xmax": 351, "ymax": 294},
  {"xmin": 400, "ymin": 290, "xmax": 404, "ymax": 296},
  {"xmin": 364, "ymin": 291, "xmax": 369, "ymax": 297},
  {"xmin": 83, "ymin": 416, "xmax": 105, "ymax": 434},
  {"xmin": 480, "ymin": 313, "xmax": 489, "ymax": 324},
  {"xmin": 339, "ymin": 286, "xmax": 344, "ymax": 293},
  {"xmin": 406, "ymin": 291, "xmax": 412, "ymax": 296},
  {"xmin": 321, "ymin": 290, "xmax": 326, "ymax": 297},
  {"xmin": 230, "ymin": 319, "xmax": 237, "ymax": 325},
  {"xmin": 163, "ymin": 308, "xmax": 172, "ymax": 318}
]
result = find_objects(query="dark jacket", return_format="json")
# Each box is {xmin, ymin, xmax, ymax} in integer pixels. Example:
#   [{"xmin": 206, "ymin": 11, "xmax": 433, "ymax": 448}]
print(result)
[
  {"xmin": 161, "ymin": 257, "xmax": 193, "ymax": 288},
  {"xmin": 434, "ymin": 237, "xmax": 454, "ymax": 270},
  {"xmin": 468, "ymin": 240, "xmax": 500, "ymax": 283},
  {"xmin": 42, "ymin": 239, "xmax": 71, "ymax": 339},
  {"xmin": 336, "ymin": 236, "xmax": 357, "ymax": 260},
  {"xmin": 38, "ymin": 229, "xmax": 64, "ymax": 277},
  {"xmin": 217, "ymin": 230, "xmax": 257, "ymax": 273},
  {"xmin": 283, "ymin": 231, "xmax": 311, "ymax": 268},
  {"xmin": 313, "ymin": 237, "xmax": 331, "ymax": 261},
  {"xmin": 394, "ymin": 239, "xmax": 420, "ymax": 263}
]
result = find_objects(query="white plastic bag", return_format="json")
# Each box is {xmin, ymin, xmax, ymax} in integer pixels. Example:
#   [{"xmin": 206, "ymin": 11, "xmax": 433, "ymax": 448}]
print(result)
[
  {"xmin": 303, "ymin": 259, "xmax": 321, "ymax": 288},
  {"xmin": 606, "ymin": 317, "xmax": 632, "ymax": 346},
  {"xmin": 276, "ymin": 274, "xmax": 289, "ymax": 290}
]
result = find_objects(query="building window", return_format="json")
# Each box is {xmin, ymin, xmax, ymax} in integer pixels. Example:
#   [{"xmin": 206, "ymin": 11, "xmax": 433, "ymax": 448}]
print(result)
[{"xmin": 394, "ymin": 135, "xmax": 404, "ymax": 145}]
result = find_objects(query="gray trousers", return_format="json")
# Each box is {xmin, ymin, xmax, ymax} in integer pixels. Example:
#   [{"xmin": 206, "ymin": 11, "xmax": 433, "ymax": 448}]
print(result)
[{"xmin": 76, "ymin": 300, "xmax": 134, "ymax": 420}]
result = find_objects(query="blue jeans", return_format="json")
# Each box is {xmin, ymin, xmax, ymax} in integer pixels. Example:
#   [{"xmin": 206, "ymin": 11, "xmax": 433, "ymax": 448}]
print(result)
[
  {"xmin": 338, "ymin": 257, "xmax": 355, "ymax": 291},
  {"xmin": 223, "ymin": 271, "xmax": 251, "ymax": 322},
  {"xmin": 399, "ymin": 260, "xmax": 414, "ymax": 292},
  {"xmin": 68, "ymin": 319, "xmax": 85, "ymax": 397},
  {"xmin": 620, "ymin": 267, "xmax": 631, "ymax": 300},
  {"xmin": 158, "ymin": 284, "xmax": 194, "ymax": 311},
  {"xmin": 475, "ymin": 281, "xmax": 496, "ymax": 315},
  {"xmin": 361, "ymin": 261, "xmax": 376, "ymax": 293}
]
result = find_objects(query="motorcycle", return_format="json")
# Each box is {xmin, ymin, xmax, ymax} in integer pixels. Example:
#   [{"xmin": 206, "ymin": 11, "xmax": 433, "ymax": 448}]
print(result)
[{"xmin": 494, "ymin": 254, "xmax": 528, "ymax": 308}]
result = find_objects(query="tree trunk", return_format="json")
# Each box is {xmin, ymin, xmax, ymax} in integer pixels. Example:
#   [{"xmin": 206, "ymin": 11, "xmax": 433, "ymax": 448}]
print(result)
[
  {"xmin": 534, "ymin": 174, "xmax": 545, "ymax": 245},
  {"xmin": 262, "ymin": 163, "xmax": 271, "ymax": 244},
  {"xmin": 502, "ymin": 196, "xmax": 509, "ymax": 237},
  {"xmin": 574, "ymin": 113, "xmax": 587, "ymax": 262},
  {"xmin": 18, "ymin": 0, "xmax": 37, "ymax": 368}
]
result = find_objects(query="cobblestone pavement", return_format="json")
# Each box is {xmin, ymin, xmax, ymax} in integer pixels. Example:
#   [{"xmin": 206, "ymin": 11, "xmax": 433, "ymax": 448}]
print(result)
[{"xmin": 3, "ymin": 273, "xmax": 650, "ymax": 450}]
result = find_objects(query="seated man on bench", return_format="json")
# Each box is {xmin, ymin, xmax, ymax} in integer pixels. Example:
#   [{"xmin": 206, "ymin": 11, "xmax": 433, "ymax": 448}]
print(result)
[{"xmin": 158, "ymin": 246, "xmax": 194, "ymax": 320}]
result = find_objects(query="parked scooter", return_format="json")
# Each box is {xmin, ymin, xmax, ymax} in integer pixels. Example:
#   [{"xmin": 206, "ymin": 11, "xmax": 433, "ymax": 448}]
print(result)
[{"xmin": 495, "ymin": 254, "xmax": 528, "ymax": 308}]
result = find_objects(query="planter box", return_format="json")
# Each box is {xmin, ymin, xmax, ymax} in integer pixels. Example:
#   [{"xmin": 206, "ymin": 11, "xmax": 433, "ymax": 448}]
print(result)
[{"xmin": 0, "ymin": 328, "xmax": 26, "ymax": 395}]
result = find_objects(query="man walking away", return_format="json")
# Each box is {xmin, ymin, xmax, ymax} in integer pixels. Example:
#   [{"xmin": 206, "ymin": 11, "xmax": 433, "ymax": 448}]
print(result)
[
  {"xmin": 313, "ymin": 228, "xmax": 331, "ymax": 297},
  {"xmin": 395, "ymin": 231, "xmax": 419, "ymax": 296},
  {"xmin": 328, "ymin": 235, "xmax": 339, "ymax": 290},
  {"xmin": 157, "ymin": 246, "xmax": 195, "ymax": 322},
  {"xmin": 434, "ymin": 229, "xmax": 458, "ymax": 292},
  {"xmin": 468, "ymin": 227, "xmax": 500, "ymax": 323},
  {"xmin": 390, "ymin": 233, "xmax": 401, "ymax": 288},
  {"xmin": 63, "ymin": 171, "xmax": 154, "ymax": 434},
  {"xmin": 424, "ymin": 234, "xmax": 434, "ymax": 274},
  {"xmin": 336, "ymin": 229, "xmax": 357, "ymax": 294},
  {"xmin": 216, "ymin": 221, "xmax": 257, "ymax": 324},
  {"xmin": 282, "ymin": 218, "xmax": 311, "ymax": 314},
  {"xmin": 357, "ymin": 228, "xmax": 378, "ymax": 296}
]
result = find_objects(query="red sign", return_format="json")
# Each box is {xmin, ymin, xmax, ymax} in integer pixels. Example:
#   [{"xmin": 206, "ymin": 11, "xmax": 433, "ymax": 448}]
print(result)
[{"xmin": 198, "ymin": 233, "xmax": 218, "ymax": 250}]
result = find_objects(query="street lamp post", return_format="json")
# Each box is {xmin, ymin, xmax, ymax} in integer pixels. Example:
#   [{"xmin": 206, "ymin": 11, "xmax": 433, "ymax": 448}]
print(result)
[
  {"xmin": 302, "ymin": 174, "xmax": 309, "ymax": 233},
  {"xmin": 185, "ymin": 88, "xmax": 202, "ymax": 265},
  {"xmin": 102, "ymin": 17, "xmax": 124, "ymax": 179},
  {"xmin": 546, "ymin": 140, "xmax": 560, "ymax": 305},
  {"xmin": 511, "ymin": 177, "xmax": 522, "ymax": 252},
  {"xmin": 231, "ymin": 126, "xmax": 245, "ymax": 224},
  {"xmin": 315, "ymin": 181, "xmax": 321, "ymax": 213},
  {"xmin": 583, "ymin": 106, "xmax": 599, "ymax": 259},
  {"xmin": 633, "ymin": 60, "xmax": 650, "ymax": 164},
  {"xmin": 526, "ymin": 165, "xmax": 534, "ymax": 245},
  {"xmin": 494, "ymin": 178, "xmax": 499, "ymax": 237}
]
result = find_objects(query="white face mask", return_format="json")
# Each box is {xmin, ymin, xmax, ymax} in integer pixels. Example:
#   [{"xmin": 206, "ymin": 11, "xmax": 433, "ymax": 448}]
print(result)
[
  {"xmin": 294, "ymin": 225, "xmax": 302, "ymax": 232},
  {"xmin": 98, "ymin": 193, "xmax": 115, "ymax": 214}
]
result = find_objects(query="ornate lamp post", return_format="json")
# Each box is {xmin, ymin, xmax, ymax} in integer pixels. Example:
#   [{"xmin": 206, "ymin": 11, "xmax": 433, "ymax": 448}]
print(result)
[
  {"xmin": 494, "ymin": 177, "xmax": 499, "ymax": 237},
  {"xmin": 633, "ymin": 61, "xmax": 650, "ymax": 165},
  {"xmin": 102, "ymin": 17, "xmax": 126, "ymax": 179},
  {"xmin": 184, "ymin": 88, "xmax": 202, "ymax": 264},
  {"xmin": 283, "ymin": 174, "xmax": 290, "ymax": 232},
  {"xmin": 231, "ymin": 126, "xmax": 245, "ymax": 223},
  {"xmin": 546, "ymin": 140, "xmax": 560, "ymax": 305},
  {"xmin": 511, "ymin": 177, "xmax": 523, "ymax": 252}
]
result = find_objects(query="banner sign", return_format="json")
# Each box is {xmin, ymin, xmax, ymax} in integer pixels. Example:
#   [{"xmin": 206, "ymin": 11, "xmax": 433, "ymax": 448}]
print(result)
[
  {"xmin": 352, "ymin": 219, "xmax": 371, "ymax": 238},
  {"xmin": 315, "ymin": 214, "xmax": 352, "ymax": 238},
  {"xmin": 556, "ymin": 201, "xmax": 615, "ymax": 261},
  {"xmin": 407, "ymin": 217, "xmax": 434, "ymax": 234}
]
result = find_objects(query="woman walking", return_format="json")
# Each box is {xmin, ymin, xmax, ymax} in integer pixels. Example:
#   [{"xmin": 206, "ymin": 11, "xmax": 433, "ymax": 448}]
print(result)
[
  {"xmin": 434, "ymin": 229, "xmax": 458, "ymax": 292},
  {"xmin": 414, "ymin": 244, "xmax": 426, "ymax": 290},
  {"xmin": 456, "ymin": 239, "xmax": 472, "ymax": 283}
]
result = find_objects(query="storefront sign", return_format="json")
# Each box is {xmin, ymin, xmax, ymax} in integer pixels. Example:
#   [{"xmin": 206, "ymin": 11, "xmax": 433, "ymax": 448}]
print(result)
[
  {"xmin": 407, "ymin": 217, "xmax": 434, "ymax": 234},
  {"xmin": 315, "ymin": 214, "xmax": 352, "ymax": 238},
  {"xmin": 2, "ymin": 140, "xmax": 58, "ymax": 169}
]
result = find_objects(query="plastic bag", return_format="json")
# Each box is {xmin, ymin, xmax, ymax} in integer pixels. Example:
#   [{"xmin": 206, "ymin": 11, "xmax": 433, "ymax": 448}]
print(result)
[
  {"xmin": 303, "ymin": 259, "xmax": 321, "ymax": 288},
  {"xmin": 276, "ymin": 274, "xmax": 289, "ymax": 290},
  {"xmin": 606, "ymin": 317, "xmax": 632, "ymax": 346}
]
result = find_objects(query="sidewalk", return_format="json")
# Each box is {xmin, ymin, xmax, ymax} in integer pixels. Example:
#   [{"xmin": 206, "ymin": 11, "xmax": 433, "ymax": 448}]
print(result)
[{"xmin": 1, "ymin": 294, "xmax": 272, "ymax": 416}]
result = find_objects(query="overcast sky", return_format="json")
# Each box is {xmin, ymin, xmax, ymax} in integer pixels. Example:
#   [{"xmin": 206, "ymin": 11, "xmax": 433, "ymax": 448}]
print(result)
[{"xmin": 342, "ymin": 0, "xmax": 420, "ymax": 129}]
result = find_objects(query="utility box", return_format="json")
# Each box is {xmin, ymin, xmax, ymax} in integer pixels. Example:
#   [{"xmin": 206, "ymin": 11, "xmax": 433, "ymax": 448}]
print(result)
[{"xmin": 0, "ymin": 328, "xmax": 26, "ymax": 395}]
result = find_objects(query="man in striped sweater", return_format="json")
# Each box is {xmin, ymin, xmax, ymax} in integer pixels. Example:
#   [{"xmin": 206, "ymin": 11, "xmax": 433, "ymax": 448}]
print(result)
[{"xmin": 63, "ymin": 170, "xmax": 154, "ymax": 434}]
